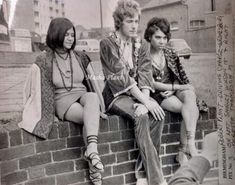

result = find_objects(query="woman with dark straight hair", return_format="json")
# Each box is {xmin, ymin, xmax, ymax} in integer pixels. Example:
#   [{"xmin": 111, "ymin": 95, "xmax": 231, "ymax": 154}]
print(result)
[{"xmin": 19, "ymin": 17, "xmax": 104, "ymax": 185}]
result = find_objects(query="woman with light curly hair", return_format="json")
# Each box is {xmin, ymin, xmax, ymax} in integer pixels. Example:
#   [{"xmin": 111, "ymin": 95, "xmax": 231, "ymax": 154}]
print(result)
[{"xmin": 100, "ymin": 0, "xmax": 167, "ymax": 185}]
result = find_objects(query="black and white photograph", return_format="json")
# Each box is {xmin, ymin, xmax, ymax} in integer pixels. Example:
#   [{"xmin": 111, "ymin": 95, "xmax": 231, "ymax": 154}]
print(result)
[{"xmin": 0, "ymin": 0, "xmax": 234, "ymax": 185}]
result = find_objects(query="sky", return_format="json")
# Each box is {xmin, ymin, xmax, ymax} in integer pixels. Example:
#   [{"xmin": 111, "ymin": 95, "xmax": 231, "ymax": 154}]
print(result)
[{"xmin": 65, "ymin": 0, "xmax": 118, "ymax": 29}]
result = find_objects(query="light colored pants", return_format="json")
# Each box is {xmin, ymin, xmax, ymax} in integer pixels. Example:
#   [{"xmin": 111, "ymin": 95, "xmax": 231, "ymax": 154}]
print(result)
[{"xmin": 109, "ymin": 95, "xmax": 165, "ymax": 185}]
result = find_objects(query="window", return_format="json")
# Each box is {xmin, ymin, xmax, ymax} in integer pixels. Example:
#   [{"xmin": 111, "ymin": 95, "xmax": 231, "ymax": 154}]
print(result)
[
  {"xmin": 62, "ymin": 12, "xmax": 65, "ymax": 17},
  {"xmin": 190, "ymin": 20, "xmax": 205, "ymax": 28},
  {"xmin": 211, "ymin": 0, "xmax": 215, "ymax": 11},
  {"xmin": 35, "ymin": 22, "xmax": 40, "ymax": 28},
  {"xmin": 34, "ymin": 11, "xmax": 39, "ymax": 17},
  {"xmin": 49, "ymin": 7, "xmax": 53, "ymax": 11},
  {"xmin": 50, "ymin": 16, "xmax": 54, "ymax": 20},
  {"xmin": 61, "ymin": 3, "xmax": 64, "ymax": 7},
  {"xmin": 55, "ymin": 0, "xmax": 58, "ymax": 4},
  {"xmin": 34, "ymin": 0, "xmax": 38, "ymax": 6},
  {"xmin": 56, "ymin": 9, "xmax": 59, "ymax": 14},
  {"xmin": 170, "ymin": 21, "xmax": 179, "ymax": 31}
]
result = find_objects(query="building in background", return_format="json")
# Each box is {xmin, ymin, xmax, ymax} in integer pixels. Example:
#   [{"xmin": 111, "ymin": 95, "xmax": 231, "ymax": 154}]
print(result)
[
  {"xmin": 140, "ymin": 0, "xmax": 232, "ymax": 53},
  {"xmin": 0, "ymin": 0, "xmax": 11, "ymax": 51}
]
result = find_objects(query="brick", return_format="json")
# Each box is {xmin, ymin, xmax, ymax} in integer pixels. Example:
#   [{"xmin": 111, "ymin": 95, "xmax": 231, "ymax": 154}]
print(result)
[
  {"xmin": 36, "ymin": 139, "xmax": 66, "ymax": 153},
  {"xmin": 170, "ymin": 113, "xmax": 182, "ymax": 123},
  {"xmin": 162, "ymin": 133, "xmax": 180, "ymax": 144},
  {"xmin": 1, "ymin": 170, "xmax": 27, "ymax": 185},
  {"xmin": 162, "ymin": 166, "xmax": 171, "ymax": 176},
  {"xmin": 53, "ymin": 148, "xmax": 81, "ymax": 161},
  {"xmin": 99, "ymin": 132, "xmax": 120, "ymax": 143},
  {"xmin": 125, "ymin": 172, "xmax": 136, "ymax": 184},
  {"xmin": 99, "ymin": 118, "xmax": 109, "ymax": 132},
  {"xmin": 209, "ymin": 107, "xmax": 216, "ymax": 119},
  {"xmin": 0, "ymin": 144, "xmax": 34, "ymax": 161},
  {"xmin": 117, "ymin": 152, "xmax": 129, "ymax": 163},
  {"xmin": 172, "ymin": 164, "xmax": 180, "ymax": 173},
  {"xmin": 0, "ymin": 132, "xmax": 9, "ymax": 149},
  {"xmin": 67, "ymin": 136, "xmax": 85, "ymax": 148},
  {"xmin": 195, "ymin": 131, "xmax": 203, "ymax": 140},
  {"xmin": 162, "ymin": 155, "xmax": 177, "ymax": 165},
  {"xmin": 22, "ymin": 131, "xmax": 36, "ymax": 144},
  {"xmin": 0, "ymin": 160, "xmax": 18, "ymax": 175},
  {"xmin": 58, "ymin": 122, "xmax": 69, "ymax": 138},
  {"xmin": 9, "ymin": 130, "xmax": 22, "ymax": 146},
  {"xmin": 19, "ymin": 153, "xmax": 51, "ymax": 169},
  {"xmin": 25, "ymin": 177, "xmax": 55, "ymax": 185},
  {"xmin": 166, "ymin": 144, "xmax": 179, "ymax": 154},
  {"xmin": 48, "ymin": 124, "xmax": 59, "ymax": 139},
  {"xmin": 28, "ymin": 166, "xmax": 45, "ymax": 179},
  {"xmin": 163, "ymin": 124, "xmax": 169, "ymax": 134},
  {"xmin": 164, "ymin": 111, "xmax": 172, "ymax": 124},
  {"xmin": 100, "ymin": 154, "xmax": 116, "ymax": 165},
  {"xmin": 169, "ymin": 123, "xmax": 181, "ymax": 133},
  {"xmin": 56, "ymin": 171, "xmax": 85, "ymax": 185},
  {"xmin": 197, "ymin": 120, "xmax": 214, "ymax": 130},
  {"xmin": 113, "ymin": 161, "xmax": 135, "ymax": 175},
  {"xmin": 69, "ymin": 122, "xmax": 82, "ymax": 136},
  {"xmin": 102, "ymin": 166, "xmax": 112, "ymax": 178},
  {"xmin": 111, "ymin": 140, "xmax": 135, "ymax": 152},
  {"xmin": 129, "ymin": 149, "xmax": 139, "ymax": 160},
  {"xmin": 103, "ymin": 175, "xmax": 124, "ymax": 185},
  {"xmin": 108, "ymin": 116, "xmax": 119, "ymax": 131},
  {"xmin": 97, "ymin": 144, "xmax": 109, "ymax": 155},
  {"xmin": 45, "ymin": 161, "xmax": 74, "ymax": 175},
  {"xmin": 121, "ymin": 130, "xmax": 135, "ymax": 140},
  {"xmin": 75, "ymin": 159, "xmax": 89, "ymax": 170}
]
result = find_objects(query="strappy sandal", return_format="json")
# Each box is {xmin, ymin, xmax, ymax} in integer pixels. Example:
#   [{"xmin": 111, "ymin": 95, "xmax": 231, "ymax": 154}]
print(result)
[
  {"xmin": 89, "ymin": 164, "xmax": 102, "ymax": 185},
  {"xmin": 84, "ymin": 135, "xmax": 104, "ymax": 173}
]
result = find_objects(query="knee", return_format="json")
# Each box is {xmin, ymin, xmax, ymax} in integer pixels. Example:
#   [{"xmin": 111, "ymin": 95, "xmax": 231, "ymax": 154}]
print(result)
[{"xmin": 182, "ymin": 90, "xmax": 197, "ymax": 101}]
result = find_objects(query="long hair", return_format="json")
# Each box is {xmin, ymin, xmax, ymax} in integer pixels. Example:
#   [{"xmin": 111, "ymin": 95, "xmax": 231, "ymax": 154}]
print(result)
[
  {"xmin": 113, "ymin": 0, "xmax": 141, "ymax": 30},
  {"xmin": 46, "ymin": 17, "xmax": 76, "ymax": 50}
]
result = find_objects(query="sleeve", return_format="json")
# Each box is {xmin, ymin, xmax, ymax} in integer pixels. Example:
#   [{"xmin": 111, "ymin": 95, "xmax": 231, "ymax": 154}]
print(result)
[
  {"xmin": 100, "ymin": 39, "xmax": 137, "ymax": 97},
  {"xmin": 175, "ymin": 53, "xmax": 190, "ymax": 84},
  {"xmin": 137, "ymin": 40, "xmax": 155, "ymax": 92},
  {"xmin": 168, "ymin": 156, "xmax": 211, "ymax": 185}
]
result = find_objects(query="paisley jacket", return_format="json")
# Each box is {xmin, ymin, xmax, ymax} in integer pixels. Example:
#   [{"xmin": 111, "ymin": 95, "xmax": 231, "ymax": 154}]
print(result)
[{"xmin": 100, "ymin": 32, "xmax": 154, "ymax": 111}]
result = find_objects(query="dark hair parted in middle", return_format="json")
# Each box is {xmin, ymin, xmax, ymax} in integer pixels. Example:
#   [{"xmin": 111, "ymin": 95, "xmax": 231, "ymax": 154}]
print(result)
[
  {"xmin": 46, "ymin": 17, "xmax": 76, "ymax": 50},
  {"xmin": 112, "ymin": 0, "xmax": 141, "ymax": 30},
  {"xmin": 144, "ymin": 17, "xmax": 171, "ymax": 42}
]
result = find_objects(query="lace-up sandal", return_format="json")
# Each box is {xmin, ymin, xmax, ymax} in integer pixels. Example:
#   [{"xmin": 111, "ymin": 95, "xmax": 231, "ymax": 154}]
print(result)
[
  {"xmin": 84, "ymin": 135, "xmax": 104, "ymax": 173},
  {"xmin": 88, "ymin": 164, "xmax": 102, "ymax": 185}
]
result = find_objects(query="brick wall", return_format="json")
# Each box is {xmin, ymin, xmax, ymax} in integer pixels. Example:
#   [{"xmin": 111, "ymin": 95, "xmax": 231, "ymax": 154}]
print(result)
[{"xmin": 0, "ymin": 109, "xmax": 217, "ymax": 185}]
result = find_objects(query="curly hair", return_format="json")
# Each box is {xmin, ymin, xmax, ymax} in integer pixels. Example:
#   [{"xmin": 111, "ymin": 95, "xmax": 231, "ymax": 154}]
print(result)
[
  {"xmin": 144, "ymin": 17, "xmax": 171, "ymax": 42},
  {"xmin": 46, "ymin": 17, "xmax": 76, "ymax": 50},
  {"xmin": 113, "ymin": 0, "xmax": 141, "ymax": 30}
]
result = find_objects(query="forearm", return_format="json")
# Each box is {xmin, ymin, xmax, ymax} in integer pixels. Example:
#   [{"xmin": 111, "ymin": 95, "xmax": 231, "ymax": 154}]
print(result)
[
  {"xmin": 130, "ymin": 85, "xmax": 150, "ymax": 106},
  {"xmin": 141, "ymin": 88, "xmax": 150, "ymax": 99}
]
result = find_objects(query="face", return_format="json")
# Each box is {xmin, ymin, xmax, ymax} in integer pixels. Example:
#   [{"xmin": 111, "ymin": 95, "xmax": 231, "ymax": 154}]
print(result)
[
  {"xmin": 119, "ymin": 13, "xmax": 139, "ymax": 39},
  {"xmin": 63, "ymin": 28, "xmax": 75, "ymax": 50},
  {"xmin": 150, "ymin": 29, "xmax": 168, "ymax": 50}
]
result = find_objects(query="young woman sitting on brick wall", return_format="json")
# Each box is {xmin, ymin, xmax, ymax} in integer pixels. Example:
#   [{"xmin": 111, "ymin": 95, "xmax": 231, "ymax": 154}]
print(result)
[
  {"xmin": 18, "ymin": 17, "xmax": 104, "ymax": 185},
  {"xmin": 140, "ymin": 17, "xmax": 199, "ymax": 164}
]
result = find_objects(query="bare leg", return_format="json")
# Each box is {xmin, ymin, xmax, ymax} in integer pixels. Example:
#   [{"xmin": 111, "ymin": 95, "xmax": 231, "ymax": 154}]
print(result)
[
  {"xmin": 64, "ymin": 92, "xmax": 103, "ymax": 171},
  {"xmin": 176, "ymin": 89, "xmax": 199, "ymax": 156}
]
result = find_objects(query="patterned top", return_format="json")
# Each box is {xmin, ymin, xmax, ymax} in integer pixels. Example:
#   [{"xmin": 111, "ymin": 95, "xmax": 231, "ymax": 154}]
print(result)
[{"xmin": 100, "ymin": 32, "xmax": 153, "ymax": 110}]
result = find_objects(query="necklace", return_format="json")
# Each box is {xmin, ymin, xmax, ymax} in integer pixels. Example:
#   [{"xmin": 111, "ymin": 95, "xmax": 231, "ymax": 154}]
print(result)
[
  {"xmin": 151, "ymin": 51, "xmax": 166, "ymax": 81},
  {"xmin": 54, "ymin": 52, "xmax": 73, "ymax": 92},
  {"xmin": 55, "ymin": 50, "xmax": 69, "ymax": 60}
]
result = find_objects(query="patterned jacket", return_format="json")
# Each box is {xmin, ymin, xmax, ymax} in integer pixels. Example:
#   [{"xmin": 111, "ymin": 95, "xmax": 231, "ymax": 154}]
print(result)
[{"xmin": 18, "ymin": 50, "xmax": 96, "ymax": 139}]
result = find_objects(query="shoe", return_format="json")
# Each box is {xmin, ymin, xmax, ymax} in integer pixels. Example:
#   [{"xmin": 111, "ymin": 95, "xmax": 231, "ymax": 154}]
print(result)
[
  {"xmin": 176, "ymin": 150, "xmax": 190, "ymax": 165},
  {"xmin": 136, "ymin": 178, "xmax": 148, "ymax": 185},
  {"xmin": 89, "ymin": 163, "xmax": 102, "ymax": 185},
  {"xmin": 84, "ymin": 135, "xmax": 104, "ymax": 173}
]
